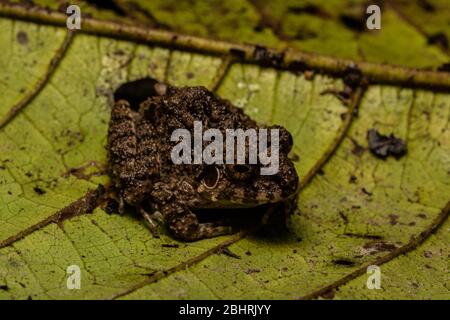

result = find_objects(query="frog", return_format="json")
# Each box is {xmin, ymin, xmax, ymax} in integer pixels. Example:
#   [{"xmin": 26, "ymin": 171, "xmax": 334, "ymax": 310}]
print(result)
[{"xmin": 107, "ymin": 79, "xmax": 299, "ymax": 241}]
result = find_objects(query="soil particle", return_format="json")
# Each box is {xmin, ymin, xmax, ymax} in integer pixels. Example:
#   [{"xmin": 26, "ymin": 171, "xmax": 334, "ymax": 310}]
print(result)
[
  {"xmin": 351, "ymin": 138, "xmax": 366, "ymax": 156},
  {"xmin": 229, "ymin": 48, "xmax": 246, "ymax": 60},
  {"xmin": 16, "ymin": 31, "xmax": 28, "ymax": 45},
  {"xmin": 343, "ymin": 66, "xmax": 363, "ymax": 88},
  {"xmin": 418, "ymin": 0, "xmax": 435, "ymax": 12},
  {"xmin": 253, "ymin": 45, "xmax": 284, "ymax": 67},
  {"xmin": 333, "ymin": 259, "xmax": 356, "ymax": 266},
  {"xmin": 338, "ymin": 211, "xmax": 349, "ymax": 224},
  {"xmin": 417, "ymin": 213, "xmax": 427, "ymax": 219},
  {"xmin": 253, "ymin": 23, "xmax": 265, "ymax": 32},
  {"xmin": 427, "ymin": 32, "xmax": 448, "ymax": 49},
  {"xmin": 33, "ymin": 186, "xmax": 46, "ymax": 195},
  {"xmin": 339, "ymin": 13, "xmax": 366, "ymax": 33},
  {"xmin": 162, "ymin": 243, "xmax": 180, "ymax": 248},
  {"xmin": 388, "ymin": 214, "xmax": 399, "ymax": 225},
  {"xmin": 287, "ymin": 60, "xmax": 308, "ymax": 72},
  {"xmin": 219, "ymin": 247, "xmax": 241, "ymax": 259},
  {"xmin": 245, "ymin": 268, "xmax": 261, "ymax": 274}
]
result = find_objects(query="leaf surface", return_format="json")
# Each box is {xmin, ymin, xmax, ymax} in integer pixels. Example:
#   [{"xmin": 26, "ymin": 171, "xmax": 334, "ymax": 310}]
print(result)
[
  {"xmin": 12, "ymin": 0, "xmax": 449, "ymax": 68},
  {"xmin": 0, "ymin": 2, "xmax": 449, "ymax": 300}
]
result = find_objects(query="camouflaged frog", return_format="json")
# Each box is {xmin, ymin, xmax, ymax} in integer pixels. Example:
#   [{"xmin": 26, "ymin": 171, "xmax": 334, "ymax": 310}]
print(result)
[{"xmin": 108, "ymin": 79, "xmax": 299, "ymax": 241}]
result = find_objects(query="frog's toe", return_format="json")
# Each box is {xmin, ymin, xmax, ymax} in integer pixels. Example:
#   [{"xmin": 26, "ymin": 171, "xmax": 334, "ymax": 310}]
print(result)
[{"xmin": 139, "ymin": 207, "xmax": 160, "ymax": 238}]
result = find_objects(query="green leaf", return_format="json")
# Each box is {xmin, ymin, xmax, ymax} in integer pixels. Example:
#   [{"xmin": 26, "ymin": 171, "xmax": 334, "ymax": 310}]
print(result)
[
  {"xmin": 336, "ymin": 217, "xmax": 450, "ymax": 299},
  {"xmin": 12, "ymin": 0, "xmax": 449, "ymax": 68},
  {"xmin": 0, "ymin": 2, "xmax": 449, "ymax": 300}
]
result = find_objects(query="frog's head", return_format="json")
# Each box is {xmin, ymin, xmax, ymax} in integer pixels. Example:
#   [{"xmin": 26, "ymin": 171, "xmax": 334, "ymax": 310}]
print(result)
[{"xmin": 194, "ymin": 126, "xmax": 299, "ymax": 209}]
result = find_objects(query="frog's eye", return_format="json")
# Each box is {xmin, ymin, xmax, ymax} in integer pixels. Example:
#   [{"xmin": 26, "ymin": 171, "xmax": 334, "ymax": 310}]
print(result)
[
  {"xmin": 225, "ymin": 164, "xmax": 255, "ymax": 181},
  {"xmin": 199, "ymin": 165, "xmax": 221, "ymax": 189}
]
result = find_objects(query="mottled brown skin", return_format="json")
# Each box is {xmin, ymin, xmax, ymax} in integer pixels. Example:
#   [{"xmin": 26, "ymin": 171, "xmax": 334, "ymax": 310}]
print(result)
[{"xmin": 108, "ymin": 83, "xmax": 299, "ymax": 241}]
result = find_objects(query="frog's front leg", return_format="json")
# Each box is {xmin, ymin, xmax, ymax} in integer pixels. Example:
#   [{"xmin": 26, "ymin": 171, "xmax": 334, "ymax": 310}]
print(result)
[
  {"xmin": 164, "ymin": 205, "xmax": 233, "ymax": 241},
  {"xmin": 138, "ymin": 206, "xmax": 160, "ymax": 238}
]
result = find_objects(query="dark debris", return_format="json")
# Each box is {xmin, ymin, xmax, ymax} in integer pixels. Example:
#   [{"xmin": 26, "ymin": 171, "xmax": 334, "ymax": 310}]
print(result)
[
  {"xmin": 253, "ymin": 45, "xmax": 284, "ymax": 68},
  {"xmin": 367, "ymin": 129, "xmax": 407, "ymax": 159}
]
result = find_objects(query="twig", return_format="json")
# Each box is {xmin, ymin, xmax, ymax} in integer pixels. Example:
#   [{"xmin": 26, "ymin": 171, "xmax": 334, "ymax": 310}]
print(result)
[{"xmin": 0, "ymin": 2, "xmax": 449, "ymax": 89}]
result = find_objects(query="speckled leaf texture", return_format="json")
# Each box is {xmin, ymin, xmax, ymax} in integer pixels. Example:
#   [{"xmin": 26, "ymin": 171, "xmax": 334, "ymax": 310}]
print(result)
[{"xmin": 0, "ymin": 0, "xmax": 449, "ymax": 300}]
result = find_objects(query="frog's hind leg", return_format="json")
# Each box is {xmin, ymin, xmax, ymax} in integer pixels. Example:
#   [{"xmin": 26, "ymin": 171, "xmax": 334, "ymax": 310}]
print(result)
[
  {"xmin": 108, "ymin": 100, "xmax": 139, "ymax": 205},
  {"xmin": 168, "ymin": 208, "xmax": 234, "ymax": 242}
]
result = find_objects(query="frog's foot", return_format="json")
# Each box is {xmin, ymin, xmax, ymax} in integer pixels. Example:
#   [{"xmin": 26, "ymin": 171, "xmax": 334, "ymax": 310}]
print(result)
[
  {"xmin": 139, "ymin": 207, "xmax": 160, "ymax": 238},
  {"xmin": 169, "ymin": 212, "xmax": 233, "ymax": 242}
]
